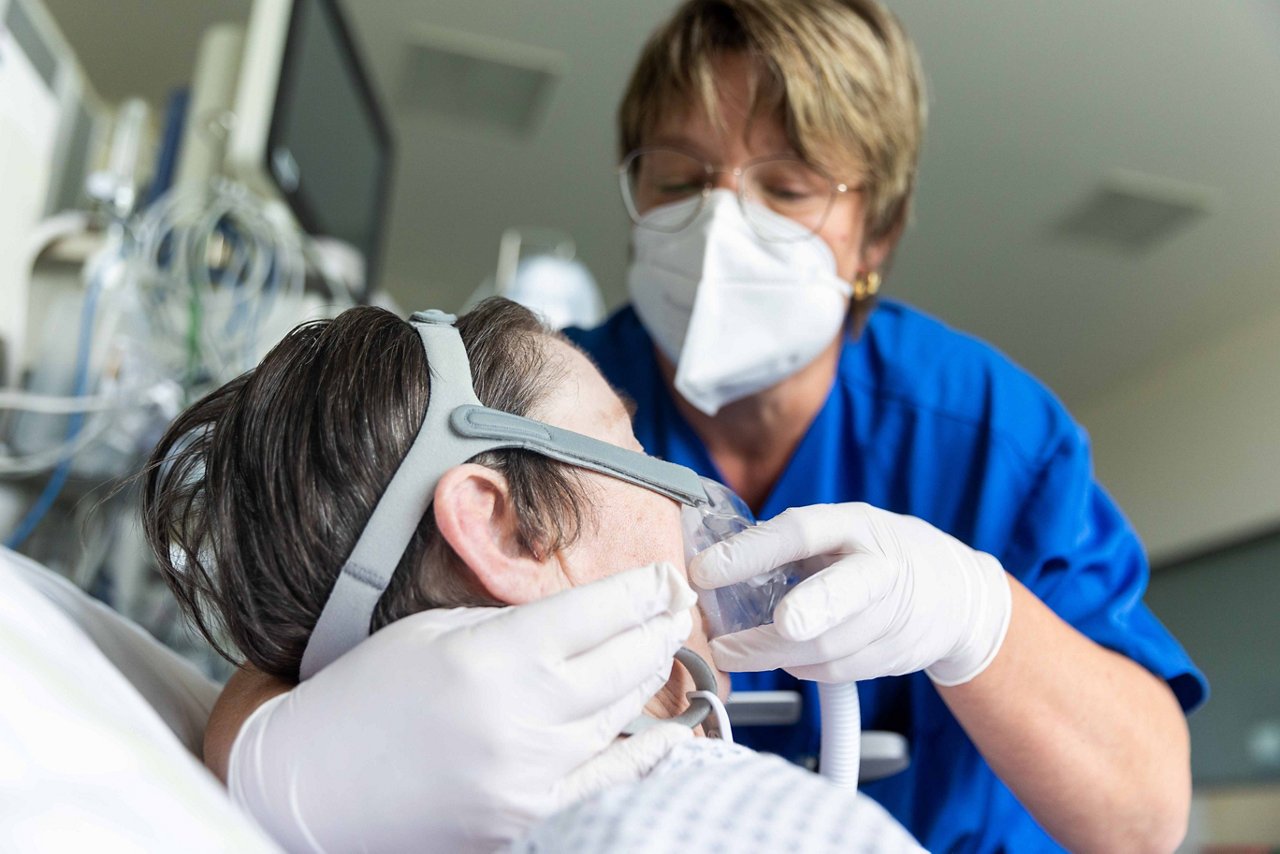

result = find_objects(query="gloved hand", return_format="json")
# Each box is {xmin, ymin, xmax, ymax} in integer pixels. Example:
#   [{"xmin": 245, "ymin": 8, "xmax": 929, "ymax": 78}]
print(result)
[
  {"xmin": 690, "ymin": 504, "xmax": 1011, "ymax": 686},
  {"xmin": 229, "ymin": 561, "xmax": 697, "ymax": 853}
]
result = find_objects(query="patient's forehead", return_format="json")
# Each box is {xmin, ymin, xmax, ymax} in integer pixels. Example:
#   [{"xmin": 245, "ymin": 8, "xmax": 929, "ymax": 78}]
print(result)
[{"xmin": 535, "ymin": 338, "xmax": 642, "ymax": 452}]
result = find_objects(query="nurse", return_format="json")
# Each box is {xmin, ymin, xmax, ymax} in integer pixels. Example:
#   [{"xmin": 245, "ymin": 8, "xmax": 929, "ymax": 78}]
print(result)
[
  {"xmin": 567, "ymin": 0, "xmax": 1206, "ymax": 850},
  {"xmin": 208, "ymin": 1, "xmax": 1207, "ymax": 850}
]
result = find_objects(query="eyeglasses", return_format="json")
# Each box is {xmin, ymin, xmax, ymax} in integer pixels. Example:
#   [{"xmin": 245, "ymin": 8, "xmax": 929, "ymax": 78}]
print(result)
[{"xmin": 618, "ymin": 147, "xmax": 856, "ymax": 242}]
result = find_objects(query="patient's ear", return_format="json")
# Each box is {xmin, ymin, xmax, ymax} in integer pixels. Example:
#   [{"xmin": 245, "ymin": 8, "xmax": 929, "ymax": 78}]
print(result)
[{"xmin": 432, "ymin": 464, "xmax": 561, "ymax": 605}]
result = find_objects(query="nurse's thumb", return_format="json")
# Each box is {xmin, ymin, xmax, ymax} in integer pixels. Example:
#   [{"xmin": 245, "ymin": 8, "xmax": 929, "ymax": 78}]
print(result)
[{"xmin": 774, "ymin": 553, "xmax": 898, "ymax": 642}]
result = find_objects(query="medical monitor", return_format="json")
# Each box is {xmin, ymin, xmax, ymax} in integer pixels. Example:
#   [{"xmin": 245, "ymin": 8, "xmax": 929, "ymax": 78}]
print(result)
[{"xmin": 225, "ymin": 0, "xmax": 393, "ymax": 300}]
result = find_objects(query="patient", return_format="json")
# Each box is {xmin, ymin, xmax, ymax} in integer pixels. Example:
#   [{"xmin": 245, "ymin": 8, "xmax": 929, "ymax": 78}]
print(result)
[
  {"xmin": 143, "ymin": 297, "xmax": 714, "ymax": 721},
  {"xmin": 142, "ymin": 298, "xmax": 921, "ymax": 852}
]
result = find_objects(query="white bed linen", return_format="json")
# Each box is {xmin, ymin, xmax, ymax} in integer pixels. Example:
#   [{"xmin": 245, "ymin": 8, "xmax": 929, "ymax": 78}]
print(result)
[
  {"xmin": 0, "ymin": 547, "xmax": 276, "ymax": 852},
  {"xmin": 0, "ymin": 546, "xmax": 219, "ymax": 754},
  {"xmin": 512, "ymin": 736, "xmax": 926, "ymax": 853}
]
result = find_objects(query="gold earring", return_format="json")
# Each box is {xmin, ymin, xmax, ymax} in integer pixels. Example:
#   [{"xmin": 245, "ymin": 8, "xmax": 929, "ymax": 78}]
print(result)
[{"xmin": 854, "ymin": 271, "xmax": 881, "ymax": 301}]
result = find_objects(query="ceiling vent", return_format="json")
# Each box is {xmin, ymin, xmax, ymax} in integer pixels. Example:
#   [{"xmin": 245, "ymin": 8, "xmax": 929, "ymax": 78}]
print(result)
[
  {"xmin": 1057, "ymin": 170, "xmax": 1214, "ymax": 252},
  {"xmin": 397, "ymin": 25, "xmax": 565, "ymax": 136}
]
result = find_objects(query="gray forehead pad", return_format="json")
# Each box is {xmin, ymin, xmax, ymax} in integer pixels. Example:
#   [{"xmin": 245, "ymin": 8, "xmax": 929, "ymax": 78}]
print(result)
[{"xmin": 300, "ymin": 310, "xmax": 707, "ymax": 679}]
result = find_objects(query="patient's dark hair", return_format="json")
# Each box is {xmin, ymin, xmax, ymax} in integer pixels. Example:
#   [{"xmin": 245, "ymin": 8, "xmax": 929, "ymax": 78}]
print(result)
[{"xmin": 142, "ymin": 298, "xmax": 587, "ymax": 681}]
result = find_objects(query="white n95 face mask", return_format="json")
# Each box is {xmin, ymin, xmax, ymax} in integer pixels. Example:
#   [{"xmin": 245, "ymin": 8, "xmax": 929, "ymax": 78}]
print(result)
[{"xmin": 626, "ymin": 190, "xmax": 853, "ymax": 416}]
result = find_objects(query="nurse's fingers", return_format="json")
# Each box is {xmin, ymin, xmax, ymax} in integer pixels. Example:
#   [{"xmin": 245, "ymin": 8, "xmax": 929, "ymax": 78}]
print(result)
[
  {"xmin": 708, "ymin": 608, "xmax": 890, "ymax": 675},
  {"xmin": 772, "ymin": 554, "xmax": 898, "ymax": 642},
  {"xmin": 561, "ymin": 608, "xmax": 692, "ymax": 723},
  {"xmin": 691, "ymin": 504, "xmax": 882, "ymax": 590},
  {"xmin": 708, "ymin": 623, "xmax": 820, "ymax": 673},
  {"xmin": 554, "ymin": 725, "xmax": 692, "ymax": 809},
  {"xmin": 784, "ymin": 645, "xmax": 909, "ymax": 683},
  {"xmin": 505, "ymin": 561, "xmax": 696, "ymax": 661}
]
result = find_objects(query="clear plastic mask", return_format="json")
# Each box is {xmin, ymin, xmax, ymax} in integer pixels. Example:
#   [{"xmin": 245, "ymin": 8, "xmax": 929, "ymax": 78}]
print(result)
[{"xmin": 682, "ymin": 478, "xmax": 790, "ymax": 638}]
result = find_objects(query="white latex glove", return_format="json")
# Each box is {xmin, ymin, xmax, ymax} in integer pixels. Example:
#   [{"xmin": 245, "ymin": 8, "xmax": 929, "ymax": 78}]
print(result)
[
  {"xmin": 229, "ymin": 561, "xmax": 697, "ymax": 853},
  {"xmin": 690, "ymin": 504, "xmax": 1012, "ymax": 686}
]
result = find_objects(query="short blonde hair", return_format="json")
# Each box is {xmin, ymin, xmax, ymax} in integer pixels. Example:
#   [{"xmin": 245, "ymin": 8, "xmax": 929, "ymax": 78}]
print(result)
[{"xmin": 619, "ymin": 0, "xmax": 927, "ymax": 244}]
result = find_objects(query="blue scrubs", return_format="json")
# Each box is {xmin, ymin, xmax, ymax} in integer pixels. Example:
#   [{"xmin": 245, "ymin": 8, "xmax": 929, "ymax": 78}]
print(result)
[{"xmin": 567, "ymin": 302, "xmax": 1207, "ymax": 853}]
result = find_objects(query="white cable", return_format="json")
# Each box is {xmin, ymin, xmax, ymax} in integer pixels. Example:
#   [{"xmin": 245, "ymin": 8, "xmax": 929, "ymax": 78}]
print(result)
[
  {"xmin": 131, "ymin": 179, "xmax": 304, "ymax": 387},
  {"xmin": 0, "ymin": 390, "xmax": 122, "ymax": 414},
  {"xmin": 3, "ymin": 181, "xmax": 303, "ymax": 480},
  {"xmin": 0, "ymin": 376, "xmax": 170, "ymax": 475},
  {"xmin": 688, "ymin": 690, "xmax": 733, "ymax": 744},
  {"xmin": 21, "ymin": 211, "xmax": 94, "ymax": 276},
  {"xmin": 0, "ymin": 414, "xmax": 112, "ymax": 476}
]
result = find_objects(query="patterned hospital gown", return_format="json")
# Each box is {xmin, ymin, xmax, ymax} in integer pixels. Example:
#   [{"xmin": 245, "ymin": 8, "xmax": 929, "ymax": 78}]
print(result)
[{"xmin": 511, "ymin": 738, "xmax": 926, "ymax": 853}]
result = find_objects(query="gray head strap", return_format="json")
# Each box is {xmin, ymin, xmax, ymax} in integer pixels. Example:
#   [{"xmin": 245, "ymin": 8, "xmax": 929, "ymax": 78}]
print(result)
[
  {"xmin": 451, "ymin": 406, "xmax": 706, "ymax": 505},
  {"xmin": 300, "ymin": 309, "xmax": 708, "ymax": 680}
]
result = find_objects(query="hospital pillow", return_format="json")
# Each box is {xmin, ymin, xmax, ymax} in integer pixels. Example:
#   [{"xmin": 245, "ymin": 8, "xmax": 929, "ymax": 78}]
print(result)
[
  {"xmin": 0, "ymin": 547, "xmax": 276, "ymax": 850},
  {"xmin": 0, "ymin": 546, "xmax": 219, "ymax": 755}
]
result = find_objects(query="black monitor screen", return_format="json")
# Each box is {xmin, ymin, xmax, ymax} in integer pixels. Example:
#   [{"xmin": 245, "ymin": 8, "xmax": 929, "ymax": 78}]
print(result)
[{"xmin": 268, "ymin": 0, "xmax": 392, "ymax": 298}]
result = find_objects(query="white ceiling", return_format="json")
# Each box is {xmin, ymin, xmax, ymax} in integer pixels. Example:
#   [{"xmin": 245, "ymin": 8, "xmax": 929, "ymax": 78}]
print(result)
[{"xmin": 41, "ymin": 0, "xmax": 1280, "ymax": 410}]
